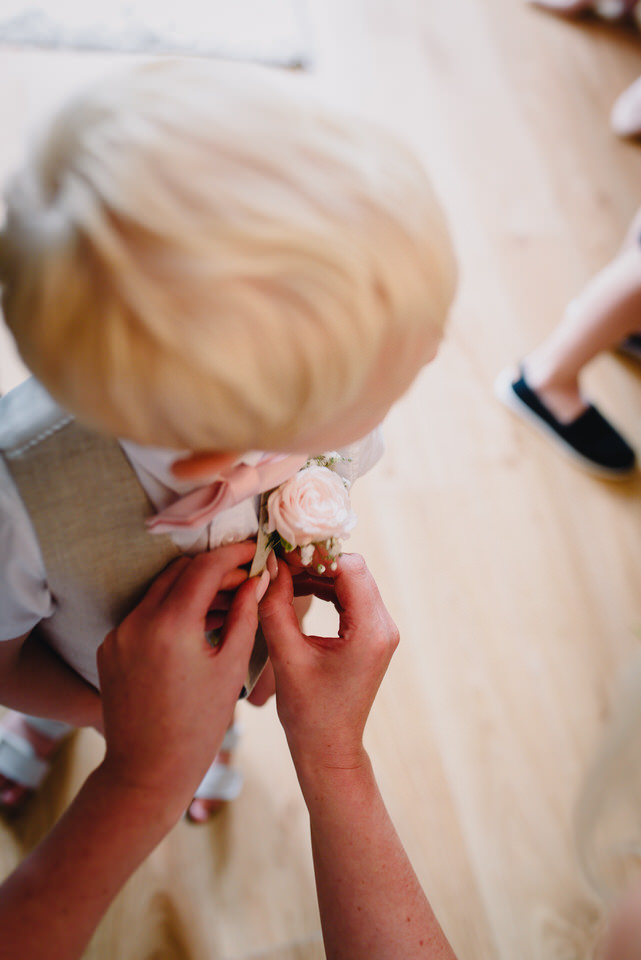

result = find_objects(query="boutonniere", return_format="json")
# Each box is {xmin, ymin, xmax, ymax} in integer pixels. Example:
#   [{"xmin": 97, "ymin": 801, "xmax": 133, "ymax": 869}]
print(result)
[{"xmin": 250, "ymin": 453, "xmax": 356, "ymax": 576}]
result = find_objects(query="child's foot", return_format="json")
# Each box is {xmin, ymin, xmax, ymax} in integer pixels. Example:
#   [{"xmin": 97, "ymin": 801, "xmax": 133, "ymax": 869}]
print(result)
[
  {"xmin": 186, "ymin": 724, "xmax": 243, "ymax": 824},
  {"xmin": 0, "ymin": 712, "xmax": 72, "ymax": 811},
  {"xmin": 495, "ymin": 367, "xmax": 636, "ymax": 478}
]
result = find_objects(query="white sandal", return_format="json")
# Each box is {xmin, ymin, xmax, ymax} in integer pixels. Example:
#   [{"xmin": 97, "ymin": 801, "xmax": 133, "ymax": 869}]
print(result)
[
  {"xmin": 189, "ymin": 724, "xmax": 244, "ymax": 817},
  {"xmin": 0, "ymin": 715, "xmax": 72, "ymax": 795}
]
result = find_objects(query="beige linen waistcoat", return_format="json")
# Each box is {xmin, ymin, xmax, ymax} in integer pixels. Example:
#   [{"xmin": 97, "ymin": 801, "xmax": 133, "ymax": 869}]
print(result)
[{"xmin": 0, "ymin": 377, "xmax": 185, "ymax": 688}]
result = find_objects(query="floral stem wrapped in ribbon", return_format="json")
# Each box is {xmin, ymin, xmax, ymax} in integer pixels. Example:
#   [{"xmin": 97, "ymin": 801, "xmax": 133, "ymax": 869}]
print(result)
[{"xmin": 250, "ymin": 453, "xmax": 357, "ymax": 576}]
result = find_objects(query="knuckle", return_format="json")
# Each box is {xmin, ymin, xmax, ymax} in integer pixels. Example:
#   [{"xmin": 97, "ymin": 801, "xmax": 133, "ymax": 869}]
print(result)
[
  {"xmin": 342, "ymin": 552, "xmax": 368, "ymax": 580},
  {"xmin": 258, "ymin": 593, "xmax": 278, "ymax": 619},
  {"xmin": 380, "ymin": 607, "xmax": 400, "ymax": 647},
  {"xmin": 191, "ymin": 551, "xmax": 217, "ymax": 572},
  {"xmin": 372, "ymin": 615, "xmax": 399, "ymax": 655},
  {"xmin": 388, "ymin": 624, "xmax": 401, "ymax": 651}
]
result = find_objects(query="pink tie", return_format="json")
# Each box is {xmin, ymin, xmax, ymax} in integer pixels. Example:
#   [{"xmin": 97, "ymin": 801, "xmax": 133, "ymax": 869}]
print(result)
[{"xmin": 146, "ymin": 452, "xmax": 308, "ymax": 535}]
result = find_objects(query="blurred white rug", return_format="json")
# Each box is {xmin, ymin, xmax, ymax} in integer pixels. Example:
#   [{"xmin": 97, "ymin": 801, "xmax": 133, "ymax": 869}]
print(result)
[{"xmin": 0, "ymin": 0, "xmax": 312, "ymax": 66}]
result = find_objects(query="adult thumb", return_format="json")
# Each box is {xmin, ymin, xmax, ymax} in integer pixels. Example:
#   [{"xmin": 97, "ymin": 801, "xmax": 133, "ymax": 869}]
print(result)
[{"xmin": 218, "ymin": 576, "xmax": 261, "ymax": 669}]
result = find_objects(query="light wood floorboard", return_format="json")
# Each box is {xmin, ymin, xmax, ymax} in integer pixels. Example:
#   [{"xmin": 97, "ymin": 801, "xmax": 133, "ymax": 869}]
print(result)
[{"xmin": 2, "ymin": 2, "xmax": 641, "ymax": 957}]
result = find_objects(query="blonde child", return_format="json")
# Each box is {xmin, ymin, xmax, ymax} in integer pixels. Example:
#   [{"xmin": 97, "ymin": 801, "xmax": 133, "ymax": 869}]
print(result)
[{"xmin": 0, "ymin": 58, "xmax": 455, "ymax": 821}]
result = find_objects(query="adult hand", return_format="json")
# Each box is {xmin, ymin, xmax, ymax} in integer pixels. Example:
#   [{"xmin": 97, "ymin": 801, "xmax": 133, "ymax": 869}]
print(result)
[
  {"xmin": 97, "ymin": 541, "xmax": 265, "ymax": 820},
  {"xmin": 258, "ymin": 553, "xmax": 399, "ymax": 774},
  {"xmin": 258, "ymin": 557, "xmax": 458, "ymax": 960}
]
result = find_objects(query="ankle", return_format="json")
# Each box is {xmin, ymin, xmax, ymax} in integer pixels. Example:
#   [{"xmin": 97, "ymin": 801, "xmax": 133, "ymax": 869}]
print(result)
[
  {"xmin": 521, "ymin": 363, "xmax": 586, "ymax": 422},
  {"xmin": 521, "ymin": 352, "xmax": 579, "ymax": 392}
]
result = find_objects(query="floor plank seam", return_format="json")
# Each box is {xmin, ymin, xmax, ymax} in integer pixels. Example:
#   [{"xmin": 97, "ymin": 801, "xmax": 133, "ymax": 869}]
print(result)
[{"xmin": 225, "ymin": 930, "xmax": 324, "ymax": 960}]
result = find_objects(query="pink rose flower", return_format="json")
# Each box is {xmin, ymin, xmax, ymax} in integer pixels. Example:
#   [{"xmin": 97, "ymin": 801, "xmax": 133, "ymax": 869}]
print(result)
[{"xmin": 266, "ymin": 464, "xmax": 357, "ymax": 549}]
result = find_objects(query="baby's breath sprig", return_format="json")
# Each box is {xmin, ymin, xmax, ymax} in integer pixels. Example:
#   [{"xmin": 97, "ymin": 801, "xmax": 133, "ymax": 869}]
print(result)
[
  {"xmin": 299, "ymin": 536, "xmax": 343, "ymax": 572},
  {"xmin": 306, "ymin": 451, "xmax": 351, "ymax": 471}
]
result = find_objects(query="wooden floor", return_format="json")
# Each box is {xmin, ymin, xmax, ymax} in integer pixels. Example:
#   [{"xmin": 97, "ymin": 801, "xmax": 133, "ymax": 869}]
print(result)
[{"xmin": 2, "ymin": 2, "xmax": 641, "ymax": 957}]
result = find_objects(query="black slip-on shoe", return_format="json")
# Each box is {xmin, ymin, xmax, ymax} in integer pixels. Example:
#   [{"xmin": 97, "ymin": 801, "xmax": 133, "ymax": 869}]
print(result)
[{"xmin": 495, "ymin": 367, "xmax": 636, "ymax": 479}]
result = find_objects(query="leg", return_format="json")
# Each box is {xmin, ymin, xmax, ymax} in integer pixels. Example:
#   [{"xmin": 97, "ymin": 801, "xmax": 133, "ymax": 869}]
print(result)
[
  {"xmin": 495, "ymin": 244, "xmax": 640, "ymax": 476},
  {"xmin": 523, "ymin": 244, "xmax": 641, "ymax": 421}
]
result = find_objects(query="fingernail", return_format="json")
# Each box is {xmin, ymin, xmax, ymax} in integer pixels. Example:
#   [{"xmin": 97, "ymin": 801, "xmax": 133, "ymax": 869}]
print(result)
[{"xmin": 255, "ymin": 569, "xmax": 270, "ymax": 602}]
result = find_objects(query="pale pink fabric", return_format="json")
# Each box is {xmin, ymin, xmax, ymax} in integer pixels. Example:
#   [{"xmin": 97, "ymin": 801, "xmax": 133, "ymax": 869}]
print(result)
[{"xmin": 146, "ymin": 452, "xmax": 308, "ymax": 534}]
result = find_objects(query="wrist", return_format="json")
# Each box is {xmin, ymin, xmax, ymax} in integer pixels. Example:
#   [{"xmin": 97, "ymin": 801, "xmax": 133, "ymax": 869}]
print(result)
[
  {"xmin": 285, "ymin": 725, "xmax": 368, "ymax": 773},
  {"xmin": 90, "ymin": 761, "xmax": 184, "ymax": 836},
  {"xmin": 292, "ymin": 747, "xmax": 375, "ymax": 808}
]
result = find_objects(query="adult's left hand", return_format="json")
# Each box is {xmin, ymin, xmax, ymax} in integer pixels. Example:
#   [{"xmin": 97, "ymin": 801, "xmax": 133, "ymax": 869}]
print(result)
[{"xmin": 97, "ymin": 541, "xmax": 264, "ymax": 820}]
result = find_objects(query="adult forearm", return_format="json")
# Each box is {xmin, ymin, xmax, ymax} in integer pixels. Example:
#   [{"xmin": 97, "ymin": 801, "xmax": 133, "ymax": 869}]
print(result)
[
  {"xmin": 0, "ymin": 764, "xmax": 176, "ymax": 960},
  {"xmin": 296, "ymin": 754, "xmax": 456, "ymax": 960},
  {"xmin": 0, "ymin": 635, "xmax": 102, "ymax": 729}
]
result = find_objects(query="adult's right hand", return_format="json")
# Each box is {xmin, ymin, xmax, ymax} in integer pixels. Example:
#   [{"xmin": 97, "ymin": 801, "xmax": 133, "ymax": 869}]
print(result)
[{"xmin": 258, "ymin": 553, "xmax": 399, "ymax": 774}]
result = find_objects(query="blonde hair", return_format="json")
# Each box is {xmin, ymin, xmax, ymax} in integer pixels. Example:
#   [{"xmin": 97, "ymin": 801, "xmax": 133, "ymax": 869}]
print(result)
[{"xmin": 0, "ymin": 58, "xmax": 455, "ymax": 450}]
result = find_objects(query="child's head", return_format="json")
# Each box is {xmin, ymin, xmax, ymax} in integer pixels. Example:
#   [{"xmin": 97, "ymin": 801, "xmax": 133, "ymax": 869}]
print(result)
[{"xmin": 0, "ymin": 58, "xmax": 455, "ymax": 455}]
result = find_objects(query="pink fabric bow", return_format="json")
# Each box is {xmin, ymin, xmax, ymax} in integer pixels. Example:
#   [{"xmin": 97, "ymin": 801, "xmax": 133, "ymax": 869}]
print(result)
[{"xmin": 146, "ymin": 452, "xmax": 309, "ymax": 534}]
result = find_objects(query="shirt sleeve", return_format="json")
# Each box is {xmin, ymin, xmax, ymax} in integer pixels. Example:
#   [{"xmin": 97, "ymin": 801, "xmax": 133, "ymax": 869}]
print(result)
[
  {"xmin": 333, "ymin": 426, "xmax": 385, "ymax": 486},
  {"xmin": 0, "ymin": 457, "xmax": 54, "ymax": 640}
]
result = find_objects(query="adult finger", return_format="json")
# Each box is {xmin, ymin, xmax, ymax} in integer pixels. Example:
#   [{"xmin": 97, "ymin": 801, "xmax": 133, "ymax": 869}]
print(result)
[
  {"xmin": 139, "ymin": 556, "xmax": 192, "ymax": 609},
  {"xmin": 332, "ymin": 554, "xmax": 393, "ymax": 636},
  {"xmin": 215, "ymin": 577, "xmax": 264, "ymax": 677},
  {"xmin": 208, "ymin": 593, "xmax": 233, "ymax": 613},
  {"xmin": 138, "ymin": 541, "xmax": 254, "ymax": 612},
  {"xmin": 219, "ymin": 566, "xmax": 251, "ymax": 591},
  {"xmin": 204, "ymin": 612, "xmax": 225, "ymax": 631},
  {"xmin": 160, "ymin": 542, "xmax": 256, "ymax": 621},
  {"xmin": 292, "ymin": 574, "xmax": 339, "ymax": 605},
  {"xmin": 258, "ymin": 560, "xmax": 305, "ymax": 662}
]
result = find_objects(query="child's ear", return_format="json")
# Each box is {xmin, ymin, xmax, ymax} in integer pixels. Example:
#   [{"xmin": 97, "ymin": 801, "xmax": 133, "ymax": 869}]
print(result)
[{"xmin": 171, "ymin": 450, "xmax": 239, "ymax": 481}]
